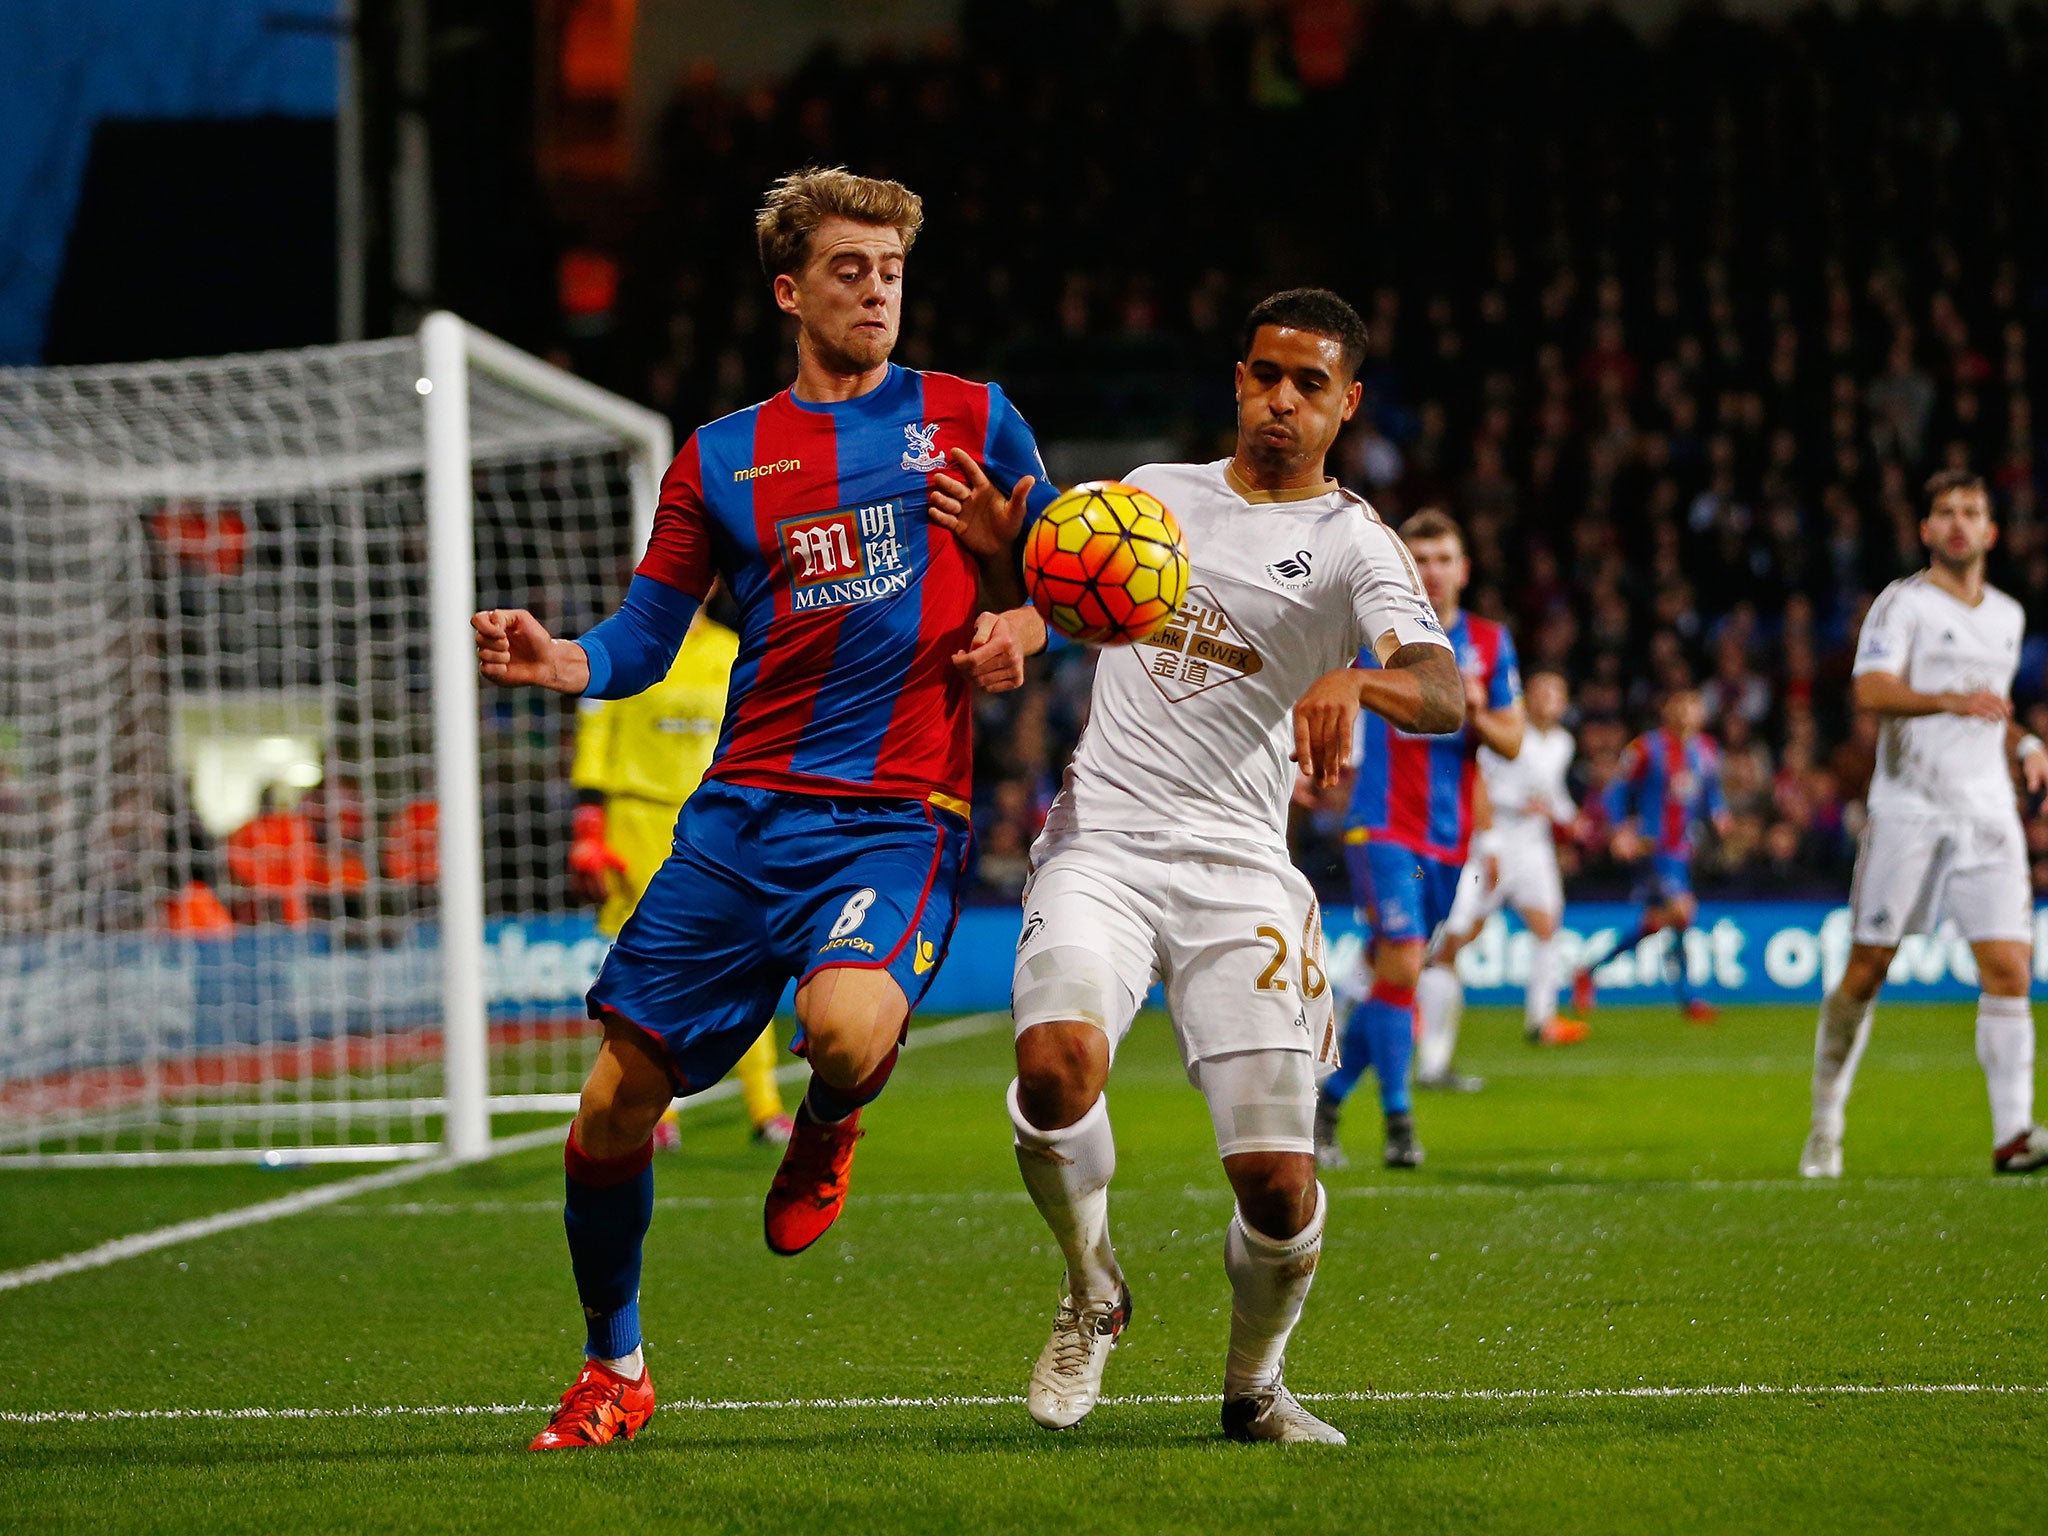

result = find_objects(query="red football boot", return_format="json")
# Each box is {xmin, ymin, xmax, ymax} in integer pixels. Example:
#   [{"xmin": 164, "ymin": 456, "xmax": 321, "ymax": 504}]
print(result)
[
  {"xmin": 1683, "ymin": 999, "xmax": 1719, "ymax": 1026},
  {"xmin": 1531, "ymin": 1017, "xmax": 1591, "ymax": 1046},
  {"xmin": 764, "ymin": 1107, "xmax": 864, "ymax": 1256},
  {"xmin": 528, "ymin": 1357, "xmax": 655, "ymax": 1450},
  {"xmin": 1571, "ymin": 969, "xmax": 1596, "ymax": 1016}
]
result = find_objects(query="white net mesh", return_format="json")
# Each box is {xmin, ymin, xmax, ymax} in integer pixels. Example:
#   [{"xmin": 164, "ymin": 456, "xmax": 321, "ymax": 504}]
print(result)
[{"xmin": 0, "ymin": 334, "xmax": 648, "ymax": 1162}]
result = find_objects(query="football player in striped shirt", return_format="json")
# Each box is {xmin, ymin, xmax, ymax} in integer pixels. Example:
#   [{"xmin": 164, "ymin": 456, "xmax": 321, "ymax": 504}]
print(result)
[
  {"xmin": 474, "ymin": 168, "xmax": 1057, "ymax": 1449},
  {"xmin": 1315, "ymin": 509, "xmax": 1524, "ymax": 1171},
  {"xmin": 1572, "ymin": 687, "xmax": 1730, "ymax": 1024}
]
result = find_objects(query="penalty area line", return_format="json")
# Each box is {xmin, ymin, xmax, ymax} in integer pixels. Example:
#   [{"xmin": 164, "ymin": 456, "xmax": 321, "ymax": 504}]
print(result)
[
  {"xmin": 0, "ymin": 1011, "xmax": 1007, "ymax": 1297},
  {"xmin": 6, "ymin": 1382, "xmax": 2048, "ymax": 1425}
]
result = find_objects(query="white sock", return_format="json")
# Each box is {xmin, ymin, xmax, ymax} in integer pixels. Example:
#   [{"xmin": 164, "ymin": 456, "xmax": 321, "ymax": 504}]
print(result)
[
  {"xmin": 1526, "ymin": 934, "xmax": 1559, "ymax": 1028},
  {"xmin": 1976, "ymin": 994, "xmax": 2036, "ymax": 1145},
  {"xmin": 1223, "ymin": 1182, "xmax": 1327, "ymax": 1397},
  {"xmin": 601, "ymin": 1346, "xmax": 644, "ymax": 1381},
  {"xmin": 1811, "ymin": 988, "xmax": 1876, "ymax": 1142},
  {"xmin": 1008, "ymin": 1079, "xmax": 1124, "ymax": 1304},
  {"xmin": 1414, "ymin": 964, "xmax": 1463, "ymax": 1079}
]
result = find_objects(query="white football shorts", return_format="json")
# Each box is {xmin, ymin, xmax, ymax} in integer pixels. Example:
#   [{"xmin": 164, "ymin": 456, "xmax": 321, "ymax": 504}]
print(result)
[
  {"xmin": 1444, "ymin": 828, "xmax": 1564, "ymax": 939},
  {"xmin": 1848, "ymin": 809, "xmax": 2032, "ymax": 947},
  {"xmin": 1012, "ymin": 829, "xmax": 1338, "ymax": 1077}
]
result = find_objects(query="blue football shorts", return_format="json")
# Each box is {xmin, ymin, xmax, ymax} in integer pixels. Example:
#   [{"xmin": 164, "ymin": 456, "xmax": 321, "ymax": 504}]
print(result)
[
  {"xmin": 1633, "ymin": 852, "xmax": 1694, "ymax": 906},
  {"xmin": 585, "ymin": 779, "xmax": 972, "ymax": 1094},
  {"xmin": 1345, "ymin": 835, "xmax": 1463, "ymax": 947}
]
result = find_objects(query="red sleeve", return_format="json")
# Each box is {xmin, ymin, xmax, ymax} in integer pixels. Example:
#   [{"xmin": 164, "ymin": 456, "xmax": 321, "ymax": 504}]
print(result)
[{"xmin": 635, "ymin": 434, "xmax": 716, "ymax": 599}]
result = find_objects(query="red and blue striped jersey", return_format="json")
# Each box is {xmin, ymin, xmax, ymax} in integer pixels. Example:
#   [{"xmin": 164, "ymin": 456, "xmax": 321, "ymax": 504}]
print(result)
[
  {"xmin": 635, "ymin": 364, "xmax": 1054, "ymax": 810},
  {"xmin": 1605, "ymin": 729, "xmax": 1726, "ymax": 858},
  {"xmin": 1346, "ymin": 610, "xmax": 1521, "ymax": 863}
]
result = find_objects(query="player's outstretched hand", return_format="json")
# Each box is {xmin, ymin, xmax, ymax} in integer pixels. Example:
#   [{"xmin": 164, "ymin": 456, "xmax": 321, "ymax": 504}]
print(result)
[
  {"xmin": 472, "ymin": 608, "xmax": 590, "ymax": 694},
  {"xmin": 1462, "ymin": 669, "xmax": 1489, "ymax": 718},
  {"xmin": 1948, "ymin": 689, "xmax": 2012, "ymax": 723},
  {"xmin": 2020, "ymin": 743, "xmax": 2048, "ymax": 799},
  {"xmin": 1292, "ymin": 669, "xmax": 1362, "ymax": 790},
  {"xmin": 928, "ymin": 447, "xmax": 1034, "ymax": 561},
  {"xmin": 952, "ymin": 607, "xmax": 1044, "ymax": 694}
]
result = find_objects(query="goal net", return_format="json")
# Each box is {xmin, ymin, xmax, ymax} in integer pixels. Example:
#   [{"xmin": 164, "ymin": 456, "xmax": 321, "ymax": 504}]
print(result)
[{"xmin": 0, "ymin": 316, "xmax": 669, "ymax": 1165}]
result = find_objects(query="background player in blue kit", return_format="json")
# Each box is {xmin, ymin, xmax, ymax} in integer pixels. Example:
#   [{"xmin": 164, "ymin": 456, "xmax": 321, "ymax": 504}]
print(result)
[
  {"xmin": 1574, "ymin": 686, "xmax": 1731, "ymax": 1025},
  {"xmin": 473, "ymin": 167, "xmax": 1057, "ymax": 1449},
  {"xmin": 1316, "ymin": 509, "xmax": 1523, "ymax": 1170}
]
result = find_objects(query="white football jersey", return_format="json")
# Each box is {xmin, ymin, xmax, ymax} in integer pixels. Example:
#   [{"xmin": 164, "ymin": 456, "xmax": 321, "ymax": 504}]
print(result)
[
  {"xmin": 1041, "ymin": 459, "xmax": 1449, "ymax": 847},
  {"xmin": 1482, "ymin": 723, "xmax": 1576, "ymax": 843},
  {"xmin": 1853, "ymin": 571, "xmax": 2026, "ymax": 818}
]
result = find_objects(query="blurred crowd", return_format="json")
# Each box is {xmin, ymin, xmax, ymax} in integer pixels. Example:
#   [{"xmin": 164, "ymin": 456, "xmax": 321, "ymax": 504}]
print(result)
[{"xmin": 574, "ymin": 0, "xmax": 2048, "ymax": 904}]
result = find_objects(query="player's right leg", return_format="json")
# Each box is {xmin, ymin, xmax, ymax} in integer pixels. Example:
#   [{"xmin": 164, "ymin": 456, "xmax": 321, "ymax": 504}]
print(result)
[
  {"xmin": 541, "ymin": 785, "xmax": 788, "ymax": 1448},
  {"xmin": 1010, "ymin": 840, "xmax": 1155, "ymax": 1429},
  {"xmin": 530, "ymin": 1014, "xmax": 670, "ymax": 1450},
  {"xmin": 1320, "ymin": 839, "xmax": 1428, "ymax": 1169},
  {"xmin": 1805, "ymin": 811, "xmax": 1935, "ymax": 1177}
]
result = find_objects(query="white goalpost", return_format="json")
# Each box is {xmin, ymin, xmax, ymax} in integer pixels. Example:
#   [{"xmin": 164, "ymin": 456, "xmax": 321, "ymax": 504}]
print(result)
[{"xmin": 0, "ymin": 314, "xmax": 668, "ymax": 1166}]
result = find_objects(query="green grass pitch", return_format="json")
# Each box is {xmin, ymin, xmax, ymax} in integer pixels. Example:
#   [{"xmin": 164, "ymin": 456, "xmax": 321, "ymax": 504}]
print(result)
[{"xmin": 3, "ymin": 1001, "xmax": 2045, "ymax": 1534}]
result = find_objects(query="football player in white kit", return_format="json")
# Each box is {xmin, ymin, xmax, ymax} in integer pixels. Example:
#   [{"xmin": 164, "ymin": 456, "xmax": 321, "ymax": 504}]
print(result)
[
  {"xmin": 1418, "ymin": 670, "xmax": 1592, "ymax": 1088},
  {"xmin": 1006, "ymin": 289, "xmax": 1463, "ymax": 1443},
  {"xmin": 1802, "ymin": 471, "xmax": 2048, "ymax": 1178}
]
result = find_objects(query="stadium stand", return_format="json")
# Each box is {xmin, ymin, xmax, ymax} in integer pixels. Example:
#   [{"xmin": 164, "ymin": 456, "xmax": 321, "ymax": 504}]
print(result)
[{"xmin": 573, "ymin": 0, "xmax": 2048, "ymax": 902}]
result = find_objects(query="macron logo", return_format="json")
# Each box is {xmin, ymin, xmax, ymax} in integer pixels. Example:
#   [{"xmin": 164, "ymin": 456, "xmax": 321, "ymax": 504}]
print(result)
[{"xmin": 734, "ymin": 458, "xmax": 801, "ymax": 482}]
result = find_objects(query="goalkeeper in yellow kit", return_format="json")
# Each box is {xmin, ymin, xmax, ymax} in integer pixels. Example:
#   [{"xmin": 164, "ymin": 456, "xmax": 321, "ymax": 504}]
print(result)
[{"xmin": 569, "ymin": 598, "xmax": 794, "ymax": 1149}]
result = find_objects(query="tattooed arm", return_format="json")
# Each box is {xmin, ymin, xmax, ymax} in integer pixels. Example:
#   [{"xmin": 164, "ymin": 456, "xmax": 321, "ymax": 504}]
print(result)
[
  {"xmin": 1291, "ymin": 641, "xmax": 1467, "ymax": 788},
  {"xmin": 1358, "ymin": 642, "xmax": 1466, "ymax": 736}
]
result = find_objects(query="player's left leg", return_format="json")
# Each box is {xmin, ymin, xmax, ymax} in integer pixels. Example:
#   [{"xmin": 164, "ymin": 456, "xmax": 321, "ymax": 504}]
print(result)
[
  {"xmin": 1192, "ymin": 1051, "xmax": 1344, "ymax": 1445},
  {"xmin": 1949, "ymin": 842, "xmax": 2048, "ymax": 1171},
  {"xmin": 1322, "ymin": 841, "xmax": 1429, "ymax": 1168},
  {"xmin": 1415, "ymin": 855, "xmax": 1491, "ymax": 1092},
  {"xmin": 1649, "ymin": 872, "xmax": 1713, "ymax": 1023},
  {"xmin": 1519, "ymin": 904, "xmax": 1589, "ymax": 1045},
  {"xmin": 1163, "ymin": 851, "xmax": 1343, "ymax": 1443},
  {"xmin": 1967, "ymin": 941, "xmax": 2043, "ymax": 1171},
  {"xmin": 763, "ymin": 798, "xmax": 972, "ymax": 1255}
]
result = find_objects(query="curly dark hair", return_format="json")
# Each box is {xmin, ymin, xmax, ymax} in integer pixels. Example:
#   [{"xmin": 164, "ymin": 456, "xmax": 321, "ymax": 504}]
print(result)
[{"xmin": 1239, "ymin": 288, "xmax": 1369, "ymax": 382}]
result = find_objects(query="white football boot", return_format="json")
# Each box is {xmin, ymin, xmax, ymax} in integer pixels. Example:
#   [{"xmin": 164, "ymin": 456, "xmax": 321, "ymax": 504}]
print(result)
[
  {"xmin": 1993, "ymin": 1125, "xmax": 2048, "ymax": 1174},
  {"xmin": 1221, "ymin": 1378, "xmax": 1347, "ymax": 1444},
  {"xmin": 1027, "ymin": 1286, "xmax": 1131, "ymax": 1429},
  {"xmin": 1799, "ymin": 1129, "xmax": 1843, "ymax": 1179}
]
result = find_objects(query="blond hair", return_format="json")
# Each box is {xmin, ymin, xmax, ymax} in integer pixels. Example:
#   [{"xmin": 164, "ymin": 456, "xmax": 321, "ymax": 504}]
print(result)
[
  {"xmin": 755, "ymin": 167, "xmax": 924, "ymax": 279},
  {"xmin": 1399, "ymin": 507, "xmax": 1464, "ymax": 551}
]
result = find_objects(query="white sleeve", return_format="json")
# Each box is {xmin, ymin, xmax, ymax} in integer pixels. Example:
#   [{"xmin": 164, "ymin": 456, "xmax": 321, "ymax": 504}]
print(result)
[
  {"xmin": 1540, "ymin": 737, "xmax": 1572, "ymax": 823},
  {"xmin": 1348, "ymin": 511, "xmax": 1450, "ymax": 661},
  {"xmin": 1853, "ymin": 583, "xmax": 1915, "ymax": 677}
]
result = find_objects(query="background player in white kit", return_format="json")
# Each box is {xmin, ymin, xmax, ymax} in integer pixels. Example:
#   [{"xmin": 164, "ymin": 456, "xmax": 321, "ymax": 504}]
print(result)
[
  {"xmin": 1803, "ymin": 471, "xmax": 2048, "ymax": 1178},
  {"xmin": 1005, "ymin": 290, "xmax": 1462, "ymax": 1443},
  {"xmin": 1418, "ymin": 670, "xmax": 1592, "ymax": 1089}
]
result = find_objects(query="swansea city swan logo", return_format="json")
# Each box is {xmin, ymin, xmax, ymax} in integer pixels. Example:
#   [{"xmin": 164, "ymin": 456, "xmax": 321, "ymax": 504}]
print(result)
[
  {"xmin": 1265, "ymin": 549, "xmax": 1315, "ymax": 591},
  {"xmin": 901, "ymin": 421, "xmax": 946, "ymax": 473}
]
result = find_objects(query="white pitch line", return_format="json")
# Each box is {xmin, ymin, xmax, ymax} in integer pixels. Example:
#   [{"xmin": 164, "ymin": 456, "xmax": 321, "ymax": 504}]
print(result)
[
  {"xmin": 6, "ymin": 1381, "xmax": 2046, "ymax": 1425},
  {"xmin": 315, "ymin": 1170, "xmax": 2042, "ymax": 1220},
  {"xmin": 0, "ymin": 1012, "xmax": 1007, "ymax": 1296}
]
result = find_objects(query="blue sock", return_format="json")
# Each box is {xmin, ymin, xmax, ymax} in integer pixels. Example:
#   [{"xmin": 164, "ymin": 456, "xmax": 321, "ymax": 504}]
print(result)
[
  {"xmin": 1668, "ymin": 924, "xmax": 1695, "ymax": 1006},
  {"xmin": 563, "ymin": 1131, "xmax": 654, "ymax": 1361},
  {"xmin": 1361, "ymin": 984, "xmax": 1417, "ymax": 1116},
  {"xmin": 1324, "ymin": 1001, "xmax": 1376, "ymax": 1105}
]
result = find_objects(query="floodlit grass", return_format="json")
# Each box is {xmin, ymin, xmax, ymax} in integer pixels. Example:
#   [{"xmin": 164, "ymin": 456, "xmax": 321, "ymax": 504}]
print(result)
[{"xmin": 3, "ymin": 1002, "xmax": 2044, "ymax": 1534}]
